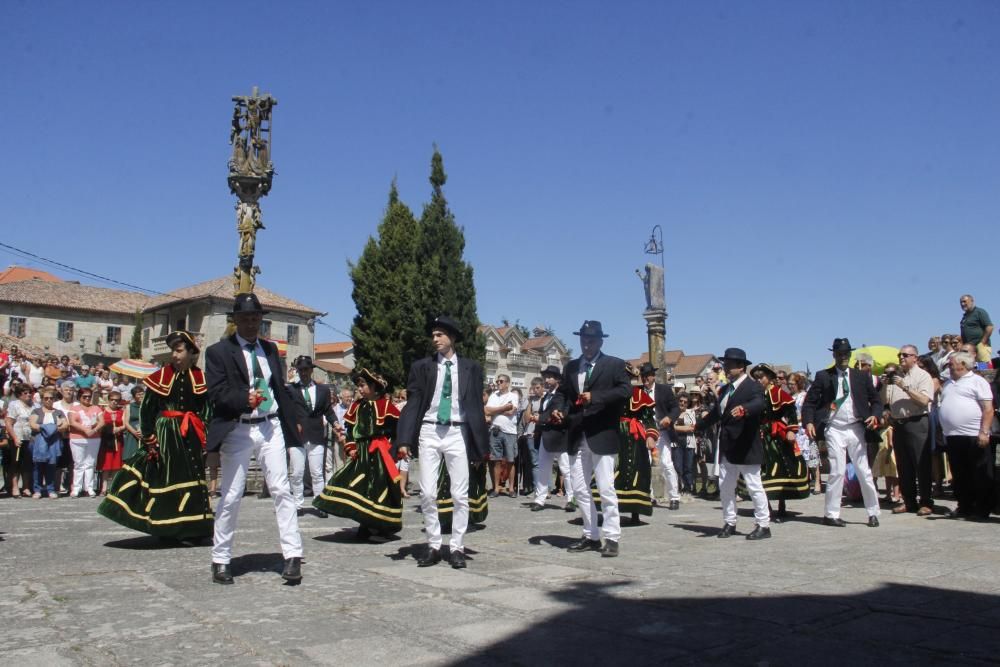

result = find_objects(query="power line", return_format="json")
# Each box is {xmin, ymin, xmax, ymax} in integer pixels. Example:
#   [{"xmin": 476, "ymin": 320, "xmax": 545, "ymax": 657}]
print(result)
[{"xmin": 315, "ymin": 318, "xmax": 352, "ymax": 340}]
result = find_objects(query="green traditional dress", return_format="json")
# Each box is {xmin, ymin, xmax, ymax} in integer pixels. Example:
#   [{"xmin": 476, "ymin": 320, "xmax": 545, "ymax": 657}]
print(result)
[
  {"xmin": 97, "ymin": 365, "xmax": 214, "ymax": 538},
  {"xmin": 121, "ymin": 402, "xmax": 142, "ymax": 460},
  {"xmin": 313, "ymin": 397, "xmax": 403, "ymax": 533},
  {"xmin": 438, "ymin": 461, "xmax": 489, "ymax": 532},
  {"xmin": 593, "ymin": 386, "xmax": 657, "ymax": 516},
  {"xmin": 739, "ymin": 385, "xmax": 810, "ymax": 500}
]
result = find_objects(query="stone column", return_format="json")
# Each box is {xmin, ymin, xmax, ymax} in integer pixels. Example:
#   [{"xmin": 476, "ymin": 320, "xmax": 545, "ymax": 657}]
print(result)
[{"xmin": 644, "ymin": 308, "xmax": 667, "ymax": 383}]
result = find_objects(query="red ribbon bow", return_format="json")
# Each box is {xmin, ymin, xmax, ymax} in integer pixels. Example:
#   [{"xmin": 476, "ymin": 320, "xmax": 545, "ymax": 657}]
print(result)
[
  {"xmin": 160, "ymin": 411, "xmax": 207, "ymax": 449},
  {"xmin": 368, "ymin": 436, "xmax": 401, "ymax": 482},
  {"xmin": 621, "ymin": 416, "xmax": 646, "ymax": 441}
]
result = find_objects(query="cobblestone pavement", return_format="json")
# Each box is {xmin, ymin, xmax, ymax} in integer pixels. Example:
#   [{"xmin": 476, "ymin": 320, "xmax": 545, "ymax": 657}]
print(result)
[{"xmin": 4, "ymin": 481, "xmax": 1000, "ymax": 666}]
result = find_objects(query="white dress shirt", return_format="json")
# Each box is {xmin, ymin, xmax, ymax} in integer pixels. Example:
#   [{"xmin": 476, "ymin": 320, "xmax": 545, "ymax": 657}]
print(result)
[
  {"xmin": 236, "ymin": 334, "xmax": 277, "ymax": 417},
  {"xmin": 422, "ymin": 353, "xmax": 464, "ymax": 423}
]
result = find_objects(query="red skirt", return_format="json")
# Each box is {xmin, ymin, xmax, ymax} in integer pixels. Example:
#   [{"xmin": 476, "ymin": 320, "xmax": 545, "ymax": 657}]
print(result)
[{"xmin": 97, "ymin": 435, "xmax": 124, "ymax": 472}]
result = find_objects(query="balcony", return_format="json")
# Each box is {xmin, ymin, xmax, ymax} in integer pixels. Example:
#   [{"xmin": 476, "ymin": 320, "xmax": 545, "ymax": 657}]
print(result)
[
  {"xmin": 506, "ymin": 352, "xmax": 542, "ymax": 368},
  {"xmin": 485, "ymin": 350, "xmax": 499, "ymax": 361}
]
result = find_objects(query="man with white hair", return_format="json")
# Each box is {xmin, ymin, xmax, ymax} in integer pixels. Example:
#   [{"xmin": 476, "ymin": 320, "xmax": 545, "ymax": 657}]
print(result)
[
  {"xmin": 883, "ymin": 344, "xmax": 935, "ymax": 516},
  {"xmin": 939, "ymin": 351, "xmax": 995, "ymax": 519}
]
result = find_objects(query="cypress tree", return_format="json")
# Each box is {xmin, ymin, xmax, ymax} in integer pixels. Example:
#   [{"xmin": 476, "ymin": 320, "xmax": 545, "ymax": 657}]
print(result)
[
  {"xmin": 418, "ymin": 148, "xmax": 486, "ymax": 363},
  {"xmin": 128, "ymin": 309, "xmax": 143, "ymax": 359},
  {"xmin": 349, "ymin": 181, "xmax": 424, "ymax": 389}
]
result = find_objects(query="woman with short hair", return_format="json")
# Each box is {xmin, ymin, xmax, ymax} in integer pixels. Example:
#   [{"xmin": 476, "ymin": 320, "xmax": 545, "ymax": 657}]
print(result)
[{"xmin": 67, "ymin": 388, "xmax": 105, "ymax": 497}]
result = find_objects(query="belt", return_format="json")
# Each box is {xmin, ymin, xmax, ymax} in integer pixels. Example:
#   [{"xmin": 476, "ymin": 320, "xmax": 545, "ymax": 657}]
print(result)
[
  {"xmin": 239, "ymin": 414, "xmax": 279, "ymax": 425},
  {"xmin": 892, "ymin": 413, "xmax": 927, "ymax": 425},
  {"xmin": 423, "ymin": 419, "xmax": 466, "ymax": 427}
]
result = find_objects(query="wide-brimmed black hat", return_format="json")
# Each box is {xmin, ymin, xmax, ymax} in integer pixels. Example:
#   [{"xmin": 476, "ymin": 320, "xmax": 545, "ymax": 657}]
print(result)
[
  {"xmin": 625, "ymin": 362, "xmax": 640, "ymax": 378},
  {"xmin": 540, "ymin": 365, "xmax": 562, "ymax": 378},
  {"xmin": 292, "ymin": 355, "xmax": 316, "ymax": 370},
  {"xmin": 750, "ymin": 363, "xmax": 777, "ymax": 380},
  {"xmin": 639, "ymin": 362, "xmax": 658, "ymax": 377},
  {"xmin": 165, "ymin": 330, "xmax": 200, "ymax": 353},
  {"xmin": 719, "ymin": 347, "xmax": 751, "ymax": 366},
  {"xmin": 231, "ymin": 292, "xmax": 268, "ymax": 315},
  {"xmin": 352, "ymin": 367, "xmax": 388, "ymax": 391},
  {"xmin": 829, "ymin": 338, "xmax": 855, "ymax": 353},
  {"xmin": 429, "ymin": 315, "xmax": 462, "ymax": 342},
  {"xmin": 573, "ymin": 320, "xmax": 609, "ymax": 338}
]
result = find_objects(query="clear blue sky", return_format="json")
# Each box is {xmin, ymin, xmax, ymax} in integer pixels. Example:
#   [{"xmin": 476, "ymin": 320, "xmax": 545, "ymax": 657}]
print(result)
[{"xmin": 3, "ymin": 1, "xmax": 998, "ymax": 372}]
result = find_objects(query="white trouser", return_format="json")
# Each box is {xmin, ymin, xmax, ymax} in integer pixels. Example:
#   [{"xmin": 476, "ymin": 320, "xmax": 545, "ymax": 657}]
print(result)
[
  {"xmin": 825, "ymin": 422, "xmax": 881, "ymax": 519},
  {"xmin": 212, "ymin": 419, "xmax": 302, "ymax": 564},
  {"xmin": 655, "ymin": 434, "xmax": 680, "ymax": 502},
  {"xmin": 325, "ymin": 441, "xmax": 345, "ymax": 476},
  {"xmin": 288, "ymin": 441, "xmax": 327, "ymax": 509},
  {"xmin": 719, "ymin": 455, "xmax": 769, "ymax": 528},
  {"xmin": 70, "ymin": 438, "xmax": 100, "ymax": 495},
  {"xmin": 570, "ymin": 438, "xmax": 620, "ymax": 542},
  {"xmin": 418, "ymin": 422, "xmax": 469, "ymax": 552},
  {"xmin": 533, "ymin": 445, "xmax": 571, "ymax": 506}
]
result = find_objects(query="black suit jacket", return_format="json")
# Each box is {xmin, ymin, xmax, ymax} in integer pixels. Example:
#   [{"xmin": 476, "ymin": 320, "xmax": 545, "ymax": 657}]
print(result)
[
  {"xmin": 701, "ymin": 375, "xmax": 766, "ymax": 465},
  {"xmin": 205, "ymin": 335, "xmax": 300, "ymax": 452},
  {"xmin": 651, "ymin": 383, "xmax": 681, "ymax": 432},
  {"xmin": 802, "ymin": 367, "xmax": 883, "ymax": 438},
  {"xmin": 534, "ymin": 388, "xmax": 568, "ymax": 453},
  {"xmin": 556, "ymin": 354, "xmax": 631, "ymax": 456},
  {"xmin": 397, "ymin": 354, "xmax": 490, "ymax": 462},
  {"xmin": 289, "ymin": 381, "xmax": 338, "ymax": 445}
]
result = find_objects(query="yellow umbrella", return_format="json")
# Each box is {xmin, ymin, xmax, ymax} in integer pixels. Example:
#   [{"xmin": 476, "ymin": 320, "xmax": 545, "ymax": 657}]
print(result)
[{"xmin": 827, "ymin": 345, "xmax": 899, "ymax": 375}]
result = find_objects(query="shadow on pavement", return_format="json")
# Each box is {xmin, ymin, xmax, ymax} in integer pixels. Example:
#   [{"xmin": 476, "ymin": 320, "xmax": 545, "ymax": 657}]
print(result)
[
  {"xmin": 671, "ymin": 523, "xmax": 722, "ymax": 537},
  {"xmin": 527, "ymin": 534, "xmax": 578, "ymax": 549},
  {"xmin": 230, "ymin": 552, "xmax": 284, "ymax": 577},
  {"xmin": 103, "ymin": 535, "xmax": 209, "ymax": 550},
  {"xmin": 443, "ymin": 580, "xmax": 1000, "ymax": 666}
]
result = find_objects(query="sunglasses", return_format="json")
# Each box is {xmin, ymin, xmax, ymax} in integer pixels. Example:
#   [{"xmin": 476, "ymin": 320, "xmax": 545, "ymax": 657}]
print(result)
[{"xmin": 898, "ymin": 353, "xmax": 915, "ymax": 358}]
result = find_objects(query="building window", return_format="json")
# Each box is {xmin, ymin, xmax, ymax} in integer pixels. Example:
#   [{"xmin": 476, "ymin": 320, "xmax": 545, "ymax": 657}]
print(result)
[
  {"xmin": 260, "ymin": 320, "xmax": 272, "ymax": 338},
  {"xmin": 58, "ymin": 321, "xmax": 74, "ymax": 342},
  {"xmin": 9, "ymin": 317, "xmax": 26, "ymax": 338},
  {"xmin": 106, "ymin": 326, "xmax": 122, "ymax": 345},
  {"xmin": 287, "ymin": 324, "xmax": 299, "ymax": 346},
  {"xmin": 142, "ymin": 328, "xmax": 150, "ymax": 346},
  {"xmin": 175, "ymin": 318, "xmax": 186, "ymax": 332}
]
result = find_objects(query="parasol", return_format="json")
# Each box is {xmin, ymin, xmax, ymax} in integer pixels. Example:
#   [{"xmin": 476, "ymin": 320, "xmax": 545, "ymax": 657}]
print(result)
[
  {"xmin": 827, "ymin": 345, "xmax": 900, "ymax": 376},
  {"xmin": 110, "ymin": 359, "xmax": 160, "ymax": 379}
]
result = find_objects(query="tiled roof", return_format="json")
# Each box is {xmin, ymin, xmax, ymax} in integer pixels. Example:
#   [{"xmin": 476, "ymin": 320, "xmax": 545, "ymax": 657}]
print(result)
[
  {"xmin": 521, "ymin": 336, "xmax": 553, "ymax": 350},
  {"xmin": 0, "ymin": 280, "xmax": 149, "ymax": 315},
  {"xmin": 0, "ymin": 266, "xmax": 62, "ymax": 284},
  {"xmin": 673, "ymin": 354, "xmax": 717, "ymax": 377},
  {"xmin": 315, "ymin": 341, "xmax": 353, "ymax": 354},
  {"xmin": 147, "ymin": 276, "xmax": 322, "ymax": 315},
  {"xmin": 663, "ymin": 350, "xmax": 684, "ymax": 365},
  {"xmin": 315, "ymin": 360, "xmax": 352, "ymax": 376}
]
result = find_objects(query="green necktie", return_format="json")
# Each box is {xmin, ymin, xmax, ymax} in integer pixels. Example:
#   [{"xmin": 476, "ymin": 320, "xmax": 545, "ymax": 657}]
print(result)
[
  {"xmin": 585, "ymin": 361, "xmax": 594, "ymax": 382},
  {"xmin": 245, "ymin": 343, "xmax": 263, "ymax": 379},
  {"xmin": 303, "ymin": 384, "xmax": 313, "ymax": 411},
  {"xmin": 437, "ymin": 360, "xmax": 453, "ymax": 423},
  {"xmin": 834, "ymin": 373, "xmax": 850, "ymax": 410}
]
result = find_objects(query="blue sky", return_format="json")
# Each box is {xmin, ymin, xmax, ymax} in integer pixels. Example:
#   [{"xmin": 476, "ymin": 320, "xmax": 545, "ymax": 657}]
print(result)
[{"xmin": 3, "ymin": 1, "xmax": 998, "ymax": 371}]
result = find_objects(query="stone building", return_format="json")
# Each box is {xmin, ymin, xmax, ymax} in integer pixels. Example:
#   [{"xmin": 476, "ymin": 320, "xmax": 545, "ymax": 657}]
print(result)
[
  {"xmin": 628, "ymin": 349, "xmax": 721, "ymax": 390},
  {"xmin": 479, "ymin": 325, "xmax": 571, "ymax": 388},
  {"xmin": 313, "ymin": 341, "xmax": 355, "ymax": 385}
]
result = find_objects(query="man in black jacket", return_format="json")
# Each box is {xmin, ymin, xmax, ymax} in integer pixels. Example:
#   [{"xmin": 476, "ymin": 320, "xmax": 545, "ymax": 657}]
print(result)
[
  {"xmin": 530, "ymin": 365, "xmax": 572, "ymax": 512},
  {"xmin": 700, "ymin": 348, "xmax": 770, "ymax": 540},
  {"xmin": 206, "ymin": 293, "xmax": 303, "ymax": 585},
  {"xmin": 640, "ymin": 362, "xmax": 682, "ymax": 510},
  {"xmin": 802, "ymin": 338, "xmax": 884, "ymax": 528},
  {"xmin": 288, "ymin": 355, "xmax": 338, "ymax": 518},
  {"xmin": 397, "ymin": 316, "xmax": 489, "ymax": 569},
  {"xmin": 551, "ymin": 321, "xmax": 631, "ymax": 557}
]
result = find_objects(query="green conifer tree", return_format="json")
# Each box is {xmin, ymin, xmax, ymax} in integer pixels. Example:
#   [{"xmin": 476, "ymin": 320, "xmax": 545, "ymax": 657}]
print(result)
[
  {"xmin": 128, "ymin": 310, "xmax": 143, "ymax": 359},
  {"xmin": 418, "ymin": 148, "xmax": 486, "ymax": 363}
]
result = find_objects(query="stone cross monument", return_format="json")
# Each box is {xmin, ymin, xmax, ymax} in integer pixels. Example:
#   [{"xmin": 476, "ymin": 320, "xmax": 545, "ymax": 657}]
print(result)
[
  {"xmin": 227, "ymin": 86, "xmax": 276, "ymax": 295},
  {"xmin": 638, "ymin": 225, "xmax": 668, "ymax": 382}
]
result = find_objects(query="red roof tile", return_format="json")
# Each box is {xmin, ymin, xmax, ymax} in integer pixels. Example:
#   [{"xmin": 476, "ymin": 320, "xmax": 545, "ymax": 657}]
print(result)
[
  {"xmin": 315, "ymin": 342, "xmax": 353, "ymax": 354},
  {"xmin": 0, "ymin": 266, "xmax": 62, "ymax": 284},
  {"xmin": 673, "ymin": 354, "xmax": 716, "ymax": 377},
  {"xmin": 0, "ymin": 280, "xmax": 149, "ymax": 314},
  {"xmin": 315, "ymin": 360, "xmax": 352, "ymax": 376}
]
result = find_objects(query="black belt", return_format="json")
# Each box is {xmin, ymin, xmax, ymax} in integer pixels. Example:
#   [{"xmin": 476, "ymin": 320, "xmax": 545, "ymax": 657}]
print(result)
[
  {"xmin": 423, "ymin": 419, "xmax": 466, "ymax": 427},
  {"xmin": 239, "ymin": 415, "xmax": 278, "ymax": 425},
  {"xmin": 892, "ymin": 414, "xmax": 928, "ymax": 425}
]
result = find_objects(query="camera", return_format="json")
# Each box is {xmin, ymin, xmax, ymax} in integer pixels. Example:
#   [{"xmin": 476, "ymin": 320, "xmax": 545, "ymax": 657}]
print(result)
[{"xmin": 881, "ymin": 370, "xmax": 896, "ymax": 385}]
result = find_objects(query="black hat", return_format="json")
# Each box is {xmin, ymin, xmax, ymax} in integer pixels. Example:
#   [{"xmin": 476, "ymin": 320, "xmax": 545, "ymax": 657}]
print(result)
[
  {"xmin": 639, "ymin": 362, "xmax": 657, "ymax": 377},
  {"xmin": 573, "ymin": 320, "xmax": 609, "ymax": 338},
  {"xmin": 625, "ymin": 362, "xmax": 640, "ymax": 378},
  {"xmin": 750, "ymin": 363, "xmax": 777, "ymax": 380},
  {"xmin": 429, "ymin": 315, "xmax": 462, "ymax": 342},
  {"xmin": 352, "ymin": 367, "xmax": 388, "ymax": 392},
  {"xmin": 231, "ymin": 292, "xmax": 268, "ymax": 315},
  {"xmin": 292, "ymin": 355, "xmax": 316, "ymax": 370},
  {"xmin": 165, "ymin": 330, "xmax": 200, "ymax": 353},
  {"xmin": 540, "ymin": 365, "xmax": 562, "ymax": 378},
  {"xmin": 829, "ymin": 338, "xmax": 855, "ymax": 353},
  {"xmin": 719, "ymin": 347, "xmax": 751, "ymax": 366}
]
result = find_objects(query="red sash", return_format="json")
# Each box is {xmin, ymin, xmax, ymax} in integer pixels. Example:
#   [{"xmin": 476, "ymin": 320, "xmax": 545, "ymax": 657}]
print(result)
[
  {"xmin": 620, "ymin": 416, "xmax": 646, "ymax": 441},
  {"xmin": 160, "ymin": 411, "xmax": 207, "ymax": 448},
  {"xmin": 368, "ymin": 436, "xmax": 401, "ymax": 482}
]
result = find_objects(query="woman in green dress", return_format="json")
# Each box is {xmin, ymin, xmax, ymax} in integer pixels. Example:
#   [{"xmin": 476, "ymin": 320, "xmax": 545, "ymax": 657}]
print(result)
[
  {"xmin": 98, "ymin": 332, "xmax": 214, "ymax": 540},
  {"xmin": 437, "ymin": 460, "xmax": 489, "ymax": 532},
  {"xmin": 313, "ymin": 368, "xmax": 403, "ymax": 540},
  {"xmin": 121, "ymin": 384, "xmax": 144, "ymax": 460}
]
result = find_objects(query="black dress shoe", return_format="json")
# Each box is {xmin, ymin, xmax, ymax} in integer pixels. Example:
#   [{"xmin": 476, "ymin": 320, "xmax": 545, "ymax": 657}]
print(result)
[
  {"xmin": 296, "ymin": 508, "xmax": 305, "ymax": 517},
  {"xmin": 449, "ymin": 550, "xmax": 467, "ymax": 569},
  {"xmin": 316, "ymin": 510, "xmax": 328, "ymax": 518},
  {"xmin": 281, "ymin": 557, "xmax": 302, "ymax": 583},
  {"xmin": 746, "ymin": 525, "xmax": 772, "ymax": 540},
  {"xmin": 530, "ymin": 503, "xmax": 545, "ymax": 512},
  {"xmin": 355, "ymin": 525, "xmax": 372, "ymax": 541},
  {"xmin": 417, "ymin": 548, "xmax": 442, "ymax": 567},
  {"xmin": 822, "ymin": 517, "xmax": 847, "ymax": 527},
  {"xmin": 669, "ymin": 500, "xmax": 680, "ymax": 511},
  {"xmin": 867, "ymin": 516, "xmax": 880, "ymax": 527},
  {"xmin": 717, "ymin": 523, "xmax": 737, "ymax": 538},
  {"xmin": 600, "ymin": 539, "xmax": 619, "ymax": 557},
  {"xmin": 566, "ymin": 538, "xmax": 602, "ymax": 553},
  {"xmin": 211, "ymin": 563, "xmax": 234, "ymax": 585}
]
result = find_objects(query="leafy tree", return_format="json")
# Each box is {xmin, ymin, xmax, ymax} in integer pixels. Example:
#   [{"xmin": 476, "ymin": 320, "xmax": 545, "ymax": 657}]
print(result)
[
  {"xmin": 349, "ymin": 181, "xmax": 425, "ymax": 389},
  {"xmin": 417, "ymin": 148, "xmax": 485, "ymax": 363},
  {"xmin": 128, "ymin": 310, "xmax": 143, "ymax": 358}
]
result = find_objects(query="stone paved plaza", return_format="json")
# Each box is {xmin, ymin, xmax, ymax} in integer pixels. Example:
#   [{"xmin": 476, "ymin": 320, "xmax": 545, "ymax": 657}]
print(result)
[{"xmin": 4, "ymin": 479, "xmax": 1000, "ymax": 666}]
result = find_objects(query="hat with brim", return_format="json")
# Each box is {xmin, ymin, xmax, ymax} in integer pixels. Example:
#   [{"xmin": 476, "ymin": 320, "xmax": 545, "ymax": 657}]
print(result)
[
  {"xmin": 540, "ymin": 365, "xmax": 562, "ymax": 378},
  {"xmin": 639, "ymin": 362, "xmax": 657, "ymax": 377},
  {"xmin": 750, "ymin": 363, "xmax": 777, "ymax": 381},
  {"xmin": 625, "ymin": 362, "xmax": 640, "ymax": 378},
  {"xmin": 165, "ymin": 330, "xmax": 200, "ymax": 353},
  {"xmin": 352, "ymin": 367, "xmax": 388, "ymax": 392},
  {"xmin": 232, "ymin": 293, "xmax": 269, "ymax": 315},
  {"xmin": 573, "ymin": 320, "xmax": 609, "ymax": 338},
  {"xmin": 293, "ymin": 355, "xmax": 317, "ymax": 370},
  {"xmin": 829, "ymin": 338, "xmax": 855, "ymax": 353},
  {"xmin": 719, "ymin": 347, "xmax": 751, "ymax": 366},
  {"xmin": 429, "ymin": 315, "xmax": 462, "ymax": 342}
]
